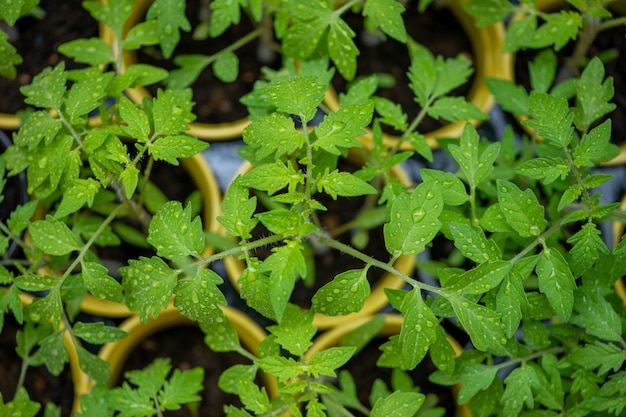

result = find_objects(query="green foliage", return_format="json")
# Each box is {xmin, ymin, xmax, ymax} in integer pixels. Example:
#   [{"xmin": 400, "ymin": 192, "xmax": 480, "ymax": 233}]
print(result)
[{"xmin": 1, "ymin": 0, "xmax": 626, "ymax": 416}]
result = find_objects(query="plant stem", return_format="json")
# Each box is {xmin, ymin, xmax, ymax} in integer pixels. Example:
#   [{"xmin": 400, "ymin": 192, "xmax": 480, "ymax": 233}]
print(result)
[{"xmin": 199, "ymin": 234, "xmax": 287, "ymax": 267}]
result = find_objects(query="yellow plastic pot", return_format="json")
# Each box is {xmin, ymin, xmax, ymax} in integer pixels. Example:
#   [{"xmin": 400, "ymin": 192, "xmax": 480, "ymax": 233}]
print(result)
[
  {"xmin": 78, "ymin": 304, "xmax": 278, "ymax": 409},
  {"xmin": 323, "ymin": 0, "xmax": 512, "ymax": 150},
  {"xmin": 100, "ymin": 0, "xmax": 250, "ymax": 141},
  {"xmin": 223, "ymin": 151, "xmax": 416, "ymax": 329},
  {"xmin": 78, "ymin": 152, "xmax": 222, "ymax": 317},
  {"xmin": 613, "ymin": 194, "xmax": 626, "ymax": 304},
  {"xmin": 306, "ymin": 314, "xmax": 471, "ymax": 417}
]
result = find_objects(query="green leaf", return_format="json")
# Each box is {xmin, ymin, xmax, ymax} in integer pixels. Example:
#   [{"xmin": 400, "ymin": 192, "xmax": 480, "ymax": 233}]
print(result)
[
  {"xmin": 237, "ymin": 379, "xmax": 272, "ymax": 414},
  {"xmin": 119, "ymin": 96, "xmax": 151, "ymax": 141},
  {"xmin": 74, "ymin": 322, "xmax": 129, "ymax": 344},
  {"xmin": 241, "ymin": 161, "xmax": 304, "ymax": 195},
  {"xmin": 80, "ymin": 260, "xmax": 125, "ymax": 304},
  {"xmin": 282, "ymin": 6, "xmax": 332, "ymax": 60},
  {"xmin": 448, "ymin": 296, "xmax": 507, "ymax": 355},
  {"xmin": 125, "ymin": 63, "xmax": 169, "ymax": 87},
  {"xmin": 174, "ymin": 269, "xmax": 226, "ymax": 322},
  {"xmin": 200, "ymin": 316, "xmax": 242, "ymax": 352},
  {"xmin": 29, "ymin": 219, "xmax": 80, "ymax": 256},
  {"xmin": 530, "ymin": 11, "xmax": 582, "ymax": 51},
  {"xmin": 267, "ymin": 304, "xmax": 315, "ymax": 357},
  {"xmin": 213, "ymin": 51, "xmax": 239, "ymax": 83},
  {"xmin": 58, "ymin": 38, "xmax": 114, "ymax": 65},
  {"xmin": 523, "ymin": 92, "xmax": 574, "ymax": 147},
  {"xmin": 146, "ymin": 0, "xmax": 190, "ymax": 59},
  {"xmin": 449, "ymin": 223, "xmax": 501, "ymax": 263},
  {"xmin": 570, "ymin": 342, "xmax": 626, "ymax": 375},
  {"xmin": 20, "ymin": 63, "xmax": 67, "ymax": 109},
  {"xmin": 77, "ymin": 345, "xmax": 111, "ymax": 385},
  {"xmin": 260, "ymin": 76, "xmax": 326, "ymax": 122},
  {"xmin": 574, "ymin": 120, "xmax": 614, "ymax": 166},
  {"xmin": 123, "ymin": 20, "xmax": 160, "ymax": 50},
  {"xmin": 313, "ymin": 102, "xmax": 373, "ymax": 154},
  {"xmin": 464, "ymin": 0, "xmax": 516, "ymax": 26},
  {"xmin": 384, "ymin": 181, "xmax": 443, "ymax": 256},
  {"xmin": 399, "ymin": 290, "xmax": 438, "ymax": 369},
  {"xmin": 54, "ymin": 179, "xmax": 101, "ymax": 219},
  {"xmin": 571, "ymin": 286, "xmax": 622, "ymax": 342},
  {"xmin": 0, "ymin": 30, "xmax": 22, "ymax": 78},
  {"xmin": 328, "ymin": 17, "xmax": 358, "ymax": 80},
  {"xmin": 572, "ymin": 57, "xmax": 616, "ymax": 132},
  {"xmin": 219, "ymin": 364, "xmax": 258, "ymax": 395},
  {"xmin": 445, "ymin": 261, "xmax": 511, "ymax": 295},
  {"xmin": 159, "ymin": 368, "xmax": 204, "ymax": 411},
  {"xmin": 83, "ymin": 0, "xmax": 134, "ymax": 41},
  {"xmin": 0, "ymin": 0, "xmax": 28, "ymax": 25},
  {"xmin": 255, "ymin": 355, "xmax": 302, "ymax": 382},
  {"xmin": 497, "ymin": 179, "xmax": 547, "ymax": 237},
  {"xmin": 370, "ymin": 391, "xmax": 425, "ymax": 417},
  {"xmin": 147, "ymin": 201, "xmax": 205, "ymax": 260},
  {"xmin": 152, "ymin": 89, "xmax": 195, "ymax": 135},
  {"xmin": 217, "ymin": 179, "xmax": 258, "ymax": 238},
  {"xmin": 502, "ymin": 365, "xmax": 538, "ymax": 416},
  {"xmin": 209, "ymin": 0, "xmax": 241, "ymax": 36},
  {"xmin": 448, "ymin": 124, "xmax": 500, "ymax": 189},
  {"xmin": 567, "ymin": 222, "xmax": 609, "ymax": 277},
  {"xmin": 455, "ymin": 362, "xmax": 499, "ymax": 405},
  {"xmin": 317, "ymin": 170, "xmax": 376, "ymax": 199},
  {"xmin": 485, "ymin": 78, "xmax": 529, "ymax": 117},
  {"xmin": 536, "ymin": 248, "xmax": 575, "ymax": 320},
  {"xmin": 243, "ymin": 113, "xmax": 305, "ymax": 159},
  {"xmin": 312, "ymin": 269, "xmax": 370, "ymax": 316},
  {"xmin": 421, "ymin": 168, "xmax": 469, "ymax": 206},
  {"xmin": 428, "ymin": 96, "xmax": 487, "ymax": 122},
  {"xmin": 121, "ymin": 257, "xmax": 178, "ymax": 321},
  {"xmin": 411, "ymin": 42, "xmax": 473, "ymax": 101},
  {"xmin": 497, "ymin": 268, "xmax": 527, "ymax": 338},
  {"xmin": 260, "ymin": 241, "xmax": 306, "ymax": 321},
  {"xmin": 308, "ymin": 346, "xmax": 356, "ymax": 378},
  {"xmin": 7, "ymin": 200, "xmax": 38, "ymax": 236},
  {"xmin": 516, "ymin": 157, "xmax": 569, "ymax": 185},
  {"xmin": 12, "ymin": 110, "xmax": 62, "ymax": 148},
  {"xmin": 363, "ymin": 0, "xmax": 407, "ymax": 42}
]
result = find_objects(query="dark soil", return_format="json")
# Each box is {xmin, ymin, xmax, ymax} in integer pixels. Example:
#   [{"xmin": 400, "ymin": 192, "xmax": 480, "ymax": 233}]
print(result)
[
  {"xmin": 0, "ymin": 316, "xmax": 75, "ymax": 417},
  {"xmin": 337, "ymin": 336, "xmax": 456, "ymax": 416},
  {"xmin": 514, "ymin": 19, "xmax": 626, "ymax": 144},
  {"xmin": 119, "ymin": 324, "xmax": 256, "ymax": 416},
  {"xmin": 332, "ymin": 2, "xmax": 474, "ymax": 136},
  {"xmin": 135, "ymin": 0, "xmax": 274, "ymax": 125},
  {"xmin": 0, "ymin": 0, "xmax": 97, "ymax": 115}
]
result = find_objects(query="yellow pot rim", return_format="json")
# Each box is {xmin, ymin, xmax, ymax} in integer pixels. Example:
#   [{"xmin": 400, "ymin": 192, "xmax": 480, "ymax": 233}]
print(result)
[
  {"xmin": 306, "ymin": 314, "xmax": 471, "ymax": 417},
  {"xmin": 100, "ymin": 0, "xmax": 250, "ymax": 141},
  {"xmin": 323, "ymin": 0, "xmax": 513, "ymax": 151},
  {"xmin": 223, "ymin": 155, "xmax": 415, "ymax": 329}
]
